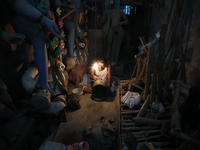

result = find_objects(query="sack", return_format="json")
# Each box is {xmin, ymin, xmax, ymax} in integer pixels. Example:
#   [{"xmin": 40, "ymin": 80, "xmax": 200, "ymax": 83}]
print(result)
[{"xmin": 121, "ymin": 91, "xmax": 141, "ymax": 108}]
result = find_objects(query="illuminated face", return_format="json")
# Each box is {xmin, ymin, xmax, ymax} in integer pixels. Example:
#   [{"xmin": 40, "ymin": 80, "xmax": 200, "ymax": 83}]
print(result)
[{"xmin": 98, "ymin": 62, "xmax": 105, "ymax": 70}]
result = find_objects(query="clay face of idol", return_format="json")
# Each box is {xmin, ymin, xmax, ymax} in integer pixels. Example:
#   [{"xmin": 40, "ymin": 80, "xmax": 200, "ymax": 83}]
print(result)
[{"xmin": 98, "ymin": 62, "xmax": 105, "ymax": 71}]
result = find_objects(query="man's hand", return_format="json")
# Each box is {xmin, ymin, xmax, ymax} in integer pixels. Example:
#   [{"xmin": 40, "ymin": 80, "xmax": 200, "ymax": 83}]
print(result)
[
  {"xmin": 83, "ymin": 84, "xmax": 92, "ymax": 93},
  {"xmin": 1, "ymin": 32, "xmax": 25, "ymax": 44}
]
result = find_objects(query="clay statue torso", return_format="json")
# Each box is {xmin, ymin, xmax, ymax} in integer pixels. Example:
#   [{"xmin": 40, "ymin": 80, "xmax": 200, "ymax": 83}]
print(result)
[
  {"xmin": 108, "ymin": 8, "xmax": 123, "ymax": 27},
  {"xmin": 102, "ymin": 6, "xmax": 128, "ymax": 63}
]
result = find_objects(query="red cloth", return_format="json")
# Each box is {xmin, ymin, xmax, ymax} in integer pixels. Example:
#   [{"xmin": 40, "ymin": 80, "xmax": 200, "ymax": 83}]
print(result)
[
  {"xmin": 66, "ymin": 141, "xmax": 90, "ymax": 150},
  {"xmin": 4, "ymin": 23, "xmax": 17, "ymax": 51}
]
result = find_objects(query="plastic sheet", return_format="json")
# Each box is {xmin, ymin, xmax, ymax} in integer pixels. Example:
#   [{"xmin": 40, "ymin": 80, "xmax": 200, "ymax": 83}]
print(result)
[
  {"xmin": 38, "ymin": 141, "xmax": 66, "ymax": 150},
  {"xmin": 121, "ymin": 91, "xmax": 141, "ymax": 108},
  {"xmin": 138, "ymin": 31, "xmax": 160, "ymax": 54}
]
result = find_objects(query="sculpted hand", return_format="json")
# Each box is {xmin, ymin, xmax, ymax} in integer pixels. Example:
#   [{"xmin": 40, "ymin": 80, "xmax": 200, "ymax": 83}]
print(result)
[
  {"xmin": 1, "ymin": 32, "xmax": 25, "ymax": 44},
  {"xmin": 40, "ymin": 16, "xmax": 64, "ymax": 40}
]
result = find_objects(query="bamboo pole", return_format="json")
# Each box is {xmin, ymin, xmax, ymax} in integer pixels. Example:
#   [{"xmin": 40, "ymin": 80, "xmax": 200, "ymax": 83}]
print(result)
[
  {"xmin": 165, "ymin": 0, "xmax": 179, "ymax": 55},
  {"xmin": 136, "ymin": 56, "xmax": 142, "ymax": 79},
  {"xmin": 157, "ymin": 21, "xmax": 168, "ymax": 101},
  {"xmin": 164, "ymin": 46, "xmax": 177, "ymax": 89},
  {"xmin": 164, "ymin": 0, "xmax": 174, "ymax": 22},
  {"xmin": 138, "ymin": 36, "xmax": 148, "ymax": 80},
  {"xmin": 137, "ymin": 134, "xmax": 163, "ymax": 142},
  {"xmin": 137, "ymin": 95, "xmax": 150, "ymax": 117},
  {"xmin": 133, "ymin": 117, "xmax": 168, "ymax": 126},
  {"xmin": 139, "ymin": 36, "xmax": 147, "ymax": 50},
  {"xmin": 170, "ymin": 80, "xmax": 182, "ymax": 131},
  {"xmin": 144, "ymin": 38, "xmax": 155, "ymax": 100},
  {"xmin": 164, "ymin": 0, "xmax": 189, "ymax": 89},
  {"xmin": 138, "ymin": 57, "xmax": 147, "ymax": 81},
  {"xmin": 170, "ymin": 130, "xmax": 200, "ymax": 147},
  {"xmin": 150, "ymin": 45, "xmax": 159, "ymax": 104},
  {"xmin": 122, "ymin": 126, "xmax": 159, "ymax": 131},
  {"xmin": 120, "ymin": 129, "xmax": 161, "ymax": 137}
]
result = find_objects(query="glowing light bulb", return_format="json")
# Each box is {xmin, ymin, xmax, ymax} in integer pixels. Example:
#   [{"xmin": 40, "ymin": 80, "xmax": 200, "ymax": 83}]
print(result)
[{"xmin": 93, "ymin": 63, "xmax": 98, "ymax": 70}]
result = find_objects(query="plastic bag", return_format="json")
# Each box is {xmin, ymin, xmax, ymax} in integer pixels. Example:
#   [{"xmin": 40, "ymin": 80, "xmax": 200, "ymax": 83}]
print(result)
[{"xmin": 38, "ymin": 141, "xmax": 66, "ymax": 150}]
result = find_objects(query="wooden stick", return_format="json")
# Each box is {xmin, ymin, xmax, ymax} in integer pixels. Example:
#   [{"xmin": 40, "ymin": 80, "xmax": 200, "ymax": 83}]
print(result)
[
  {"xmin": 120, "ymin": 129, "xmax": 161, "ymax": 137},
  {"xmin": 150, "ymin": 45, "xmax": 159, "ymax": 104},
  {"xmin": 122, "ymin": 142, "xmax": 175, "ymax": 147},
  {"xmin": 139, "ymin": 36, "xmax": 148, "ymax": 53},
  {"xmin": 137, "ymin": 134, "xmax": 163, "ymax": 142},
  {"xmin": 157, "ymin": 21, "xmax": 168, "ymax": 101},
  {"xmin": 128, "ymin": 82, "xmax": 144, "ymax": 91},
  {"xmin": 171, "ymin": 130, "xmax": 200, "ymax": 146},
  {"xmin": 138, "ymin": 142, "xmax": 175, "ymax": 147},
  {"xmin": 136, "ymin": 56, "xmax": 142, "ymax": 78},
  {"xmin": 122, "ymin": 126, "xmax": 159, "ymax": 131},
  {"xmin": 164, "ymin": 0, "xmax": 174, "ymax": 21},
  {"xmin": 138, "ymin": 57, "xmax": 147, "ymax": 81},
  {"xmin": 121, "ymin": 122, "xmax": 144, "ymax": 127},
  {"xmin": 169, "ymin": 80, "xmax": 191, "ymax": 95},
  {"xmin": 136, "ymin": 36, "xmax": 148, "ymax": 80},
  {"xmin": 144, "ymin": 38, "xmax": 155, "ymax": 100},
  {"xmin": 164, "ymin": 0, "xmax": 188, "ymax": 89},
  {"xmin": 137, "ymin": 95, "xmax": 150, "ymax": 117},
  {"xmin": 170, "ymin": 80, "xmax": 182, "ymax": 131},
  {"xmin": 164, "ymin": 46, "xmax": 177, "ymax": 89},
  {"xmin": 133, "ymin": 117, "xmax": 168, "ymax": 126},
  {"xmin": 165, "ymin": 0, "xmax": 179, "ymax": 55},
  {"xmin": 60, "ymin": 8, "xmax": 76, "ymax": 20}
]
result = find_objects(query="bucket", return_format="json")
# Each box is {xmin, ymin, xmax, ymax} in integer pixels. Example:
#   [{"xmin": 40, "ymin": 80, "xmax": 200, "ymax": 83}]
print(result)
[
  {"xmin": 91, "ymin": 79, "xmax": 108, "ymax": 101},
  {"xmin": 72, "ymin": 88, "xmax": 83, "ymax": 101}
]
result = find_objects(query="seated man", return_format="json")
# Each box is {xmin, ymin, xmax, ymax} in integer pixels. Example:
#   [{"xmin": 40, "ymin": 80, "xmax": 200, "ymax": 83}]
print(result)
[
  {"xmin": 75, "ymin": 57, "xmax": 111, "ymax": 94},
  {"xmin": 90, "ymin": 57, "xmax": 119, "ymax": 97},
  {"xmin": 77, "ymin": 57, "xmax": 119, "ymax": 96},
  {"xmin": 90, "ymin": 57, "xmax": 111, "ymax": 88},
  {"xmin": 89, "ymin": 57, "xmax": 111, "ymax": 100}
]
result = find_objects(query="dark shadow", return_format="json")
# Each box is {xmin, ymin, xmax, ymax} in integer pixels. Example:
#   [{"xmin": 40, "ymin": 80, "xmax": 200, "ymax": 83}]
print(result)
[{"xmin": 106, "ymin": 96, "xmax": 116, "ymax": 102}]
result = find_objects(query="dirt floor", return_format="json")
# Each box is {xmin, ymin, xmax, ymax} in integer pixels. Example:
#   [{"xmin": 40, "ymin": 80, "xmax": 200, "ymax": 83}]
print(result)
[
  {"xmin": 47, "ymin": 92, "xmax": 120, "ymax": 148},
  {"xmin": 44, "ymin": 62, "xmax": 135, "ymax": 149},
  {"xmin": 0, "ymin": 59, "xmax": 135, "ymax": 150}
]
